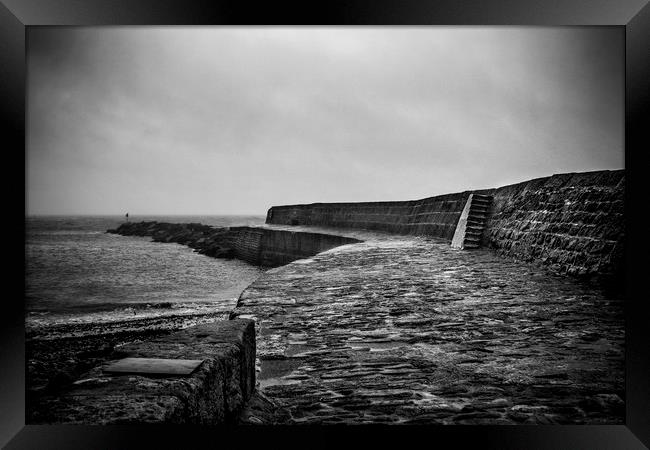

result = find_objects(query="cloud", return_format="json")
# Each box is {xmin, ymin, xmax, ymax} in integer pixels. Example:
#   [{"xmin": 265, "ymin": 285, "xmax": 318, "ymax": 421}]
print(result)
[{"xmin": 27, "ymin": 27, "xmax": 623, "ymax": 215}]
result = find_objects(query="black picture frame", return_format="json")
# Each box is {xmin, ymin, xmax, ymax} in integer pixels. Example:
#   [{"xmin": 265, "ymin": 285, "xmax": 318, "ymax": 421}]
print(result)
[{"xmin": 2, "ymin": 1, "xmax": 649, "ymax": 448}]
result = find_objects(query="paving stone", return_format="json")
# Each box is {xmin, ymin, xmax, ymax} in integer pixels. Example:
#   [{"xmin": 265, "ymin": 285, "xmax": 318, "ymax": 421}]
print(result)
[{"xmin": 232, "ymin": 230, "xmax": 624, "ymax": 425}]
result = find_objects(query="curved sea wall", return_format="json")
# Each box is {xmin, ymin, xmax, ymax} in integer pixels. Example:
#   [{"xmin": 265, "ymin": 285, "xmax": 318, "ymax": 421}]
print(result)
[
  {"xmin": 266, "ymin": 169, "xmax": 624, "ymax": 282},
  {"xmin": 108, "ymin": 222, "xmax": 361, "ymax": 268},
  {"xmin": 227, "ymin": 226, "xmax": 361, "ymax": 267},
  {"xmin": 266, "ymin": 192, "xmax": 470, "ymax": 240}
]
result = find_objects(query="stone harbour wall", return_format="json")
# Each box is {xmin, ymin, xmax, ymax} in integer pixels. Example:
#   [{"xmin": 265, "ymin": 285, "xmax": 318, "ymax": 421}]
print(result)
[
  {"xmin": 108, "ymin": 222, "xmax": 361, "ymax": 268},
  {"xmin": 266, "ymin": 192, "xmax": 471, "ymax": 240},
  {"xmin": 266, "ymin": 169, "xmax": 624, "ymax": 281},
  {"xmin": 224, "ymin": 226, "xmax": 363, "ymax": 266},
  {"xmin": 259, "ymin": 228, "xmax": 363, "ymax": 267},
  {"xmin": 477, "ymin": 170, "xmax": 625, "ymax": 282},
  {"xmin": 228, "ymin": 227, "xmax": 265, "ymax": 264}
]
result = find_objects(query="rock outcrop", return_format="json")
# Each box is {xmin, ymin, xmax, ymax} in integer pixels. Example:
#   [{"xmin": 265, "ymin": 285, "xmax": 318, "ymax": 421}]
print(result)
[{"xmin": 108, "ymin": 222, "xmax": 236, "ymax": 259}]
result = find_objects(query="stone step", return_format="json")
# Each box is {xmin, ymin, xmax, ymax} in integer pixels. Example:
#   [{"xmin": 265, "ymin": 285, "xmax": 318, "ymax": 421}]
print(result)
[{"xmin": 459, "ymin": 194, "xmax": 492, "ymax": 251}]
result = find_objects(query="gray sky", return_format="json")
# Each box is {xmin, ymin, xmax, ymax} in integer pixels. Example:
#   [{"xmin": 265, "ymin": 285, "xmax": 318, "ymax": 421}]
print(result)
[{"xmin": 27, "ymin": 27, "xmax": 623, "ymax": 215}]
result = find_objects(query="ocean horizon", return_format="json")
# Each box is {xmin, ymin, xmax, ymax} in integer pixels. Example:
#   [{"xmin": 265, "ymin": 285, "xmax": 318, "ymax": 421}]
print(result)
[{"xmin": 25, "ymin": 214, "xmax": 266, "ymax": 334}]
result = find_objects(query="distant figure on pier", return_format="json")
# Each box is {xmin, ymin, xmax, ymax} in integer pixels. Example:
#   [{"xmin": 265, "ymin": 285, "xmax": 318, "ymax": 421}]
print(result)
[{"xmin": 125, "ymin": 212, "xmax": 129, "ymax": 222}]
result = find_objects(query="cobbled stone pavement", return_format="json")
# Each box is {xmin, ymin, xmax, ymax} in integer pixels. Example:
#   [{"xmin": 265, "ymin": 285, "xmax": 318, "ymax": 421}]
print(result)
[{"xmin": 232, "ymin": 229, "xmax": 624, "ymax": 425}]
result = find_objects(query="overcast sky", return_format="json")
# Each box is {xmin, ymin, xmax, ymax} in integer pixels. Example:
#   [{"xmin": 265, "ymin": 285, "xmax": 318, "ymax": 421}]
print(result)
[{"xmin": 27, "ymin": 27, "xmax": 623, "ymax": 215}]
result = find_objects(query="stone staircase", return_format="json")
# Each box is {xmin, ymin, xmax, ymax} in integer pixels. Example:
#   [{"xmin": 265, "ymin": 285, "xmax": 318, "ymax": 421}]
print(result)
[
  {"xmin": 463, "ymin": 194, "xmax": 492, "ymax": 248},
  {"xmin": 451, "ymin": 193, "xmax": 493, "ymax": 249}
]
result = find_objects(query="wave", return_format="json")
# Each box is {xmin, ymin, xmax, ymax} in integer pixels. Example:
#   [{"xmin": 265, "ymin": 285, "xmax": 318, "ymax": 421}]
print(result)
[{"xmin": 26, "ymin": 300, "xmax": 235, "ymax": 338}]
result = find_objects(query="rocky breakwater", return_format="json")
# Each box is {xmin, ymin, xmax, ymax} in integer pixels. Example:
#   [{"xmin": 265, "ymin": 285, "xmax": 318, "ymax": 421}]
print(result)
[
  {"xmin": 108, "ymin": 221, "xmax": 236, "ymax": 258},
  {"xmin": 108, "ymin": 221, "xmax": 362, "ymax": 268}
]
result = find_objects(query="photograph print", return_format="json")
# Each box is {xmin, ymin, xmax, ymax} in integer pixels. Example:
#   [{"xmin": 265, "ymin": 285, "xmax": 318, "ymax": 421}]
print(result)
[{"xmin": 25, "ymin": 26, "xmax": 625, "ymax": 426}]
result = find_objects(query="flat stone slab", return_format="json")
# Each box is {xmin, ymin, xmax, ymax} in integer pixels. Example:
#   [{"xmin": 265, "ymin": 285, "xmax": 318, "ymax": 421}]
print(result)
[
  {"xmin": 104, "ymin": 358, "xmax": 204, "ymax": 377},
  {"xmin": 29, "ymin": 319, "xmax": 256, "ymax": 425}
]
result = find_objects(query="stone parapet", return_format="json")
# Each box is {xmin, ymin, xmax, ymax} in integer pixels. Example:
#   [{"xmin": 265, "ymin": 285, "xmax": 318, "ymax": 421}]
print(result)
[
  {"xmin": 266, "ymin": 192, "xmax": 471, "ymax": 240},
  {"xmin": 28, "ymin": 319, "xmax": 255, "ymax": 425}
]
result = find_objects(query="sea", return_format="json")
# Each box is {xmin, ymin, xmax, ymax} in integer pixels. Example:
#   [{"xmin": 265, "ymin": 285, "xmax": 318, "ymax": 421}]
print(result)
[{"xmin": 25, "ymin": 215, "xmax": 266, "ymax": 335}]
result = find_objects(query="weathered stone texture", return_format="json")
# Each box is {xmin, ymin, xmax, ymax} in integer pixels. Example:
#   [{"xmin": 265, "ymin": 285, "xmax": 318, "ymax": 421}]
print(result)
[
  {"xmin": 229, "ymin": 227, "xmax": 265, "ymax": 264},
  {"xmin": 29, "ymin": 319, "xmax": 255, "ymax": 425},
  {"xmin": 229, "ymin": 226, "xmax": 362, "ymax": 267},
  {"xmin": 266, "ymin": 170, "xmax": 624, "ymax": 282},
  {"xmin": 108, "ymin": 222, "xmax": 360, "ymax": 268},
  {"xmin": 231, "ymin": 233, "xmax": 624, "ymax": 425},
  {"xmin": 266, "ymin": 193, "xmax": 471, "ymax": 240},
  {"xmin": 479, "ymin": 170, "xmax": 624, "ymax": 282}
]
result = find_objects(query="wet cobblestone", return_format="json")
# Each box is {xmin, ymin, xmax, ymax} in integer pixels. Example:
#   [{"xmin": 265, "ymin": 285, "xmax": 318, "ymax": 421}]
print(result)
[{"xmin": 232, "ymin": 231, "xmax": 624, "ymax": 425}]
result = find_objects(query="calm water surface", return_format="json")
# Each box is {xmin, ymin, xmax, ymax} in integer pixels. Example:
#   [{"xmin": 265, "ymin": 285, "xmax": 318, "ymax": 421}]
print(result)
[{"xmin": 26, "ymin": 215, "xmax": 265, "ymax": 331}]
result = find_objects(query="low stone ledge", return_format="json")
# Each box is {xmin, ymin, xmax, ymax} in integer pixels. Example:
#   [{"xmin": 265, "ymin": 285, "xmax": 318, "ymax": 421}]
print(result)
[{"xmin": 29, "ymin": 319, "xmax": 255, "ymax": 425}]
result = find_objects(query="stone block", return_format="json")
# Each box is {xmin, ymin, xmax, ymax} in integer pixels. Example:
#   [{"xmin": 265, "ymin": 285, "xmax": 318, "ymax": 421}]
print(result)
[{"xmin": 31, "ymin": 319, "xmax": 256, "ymax": 425}]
